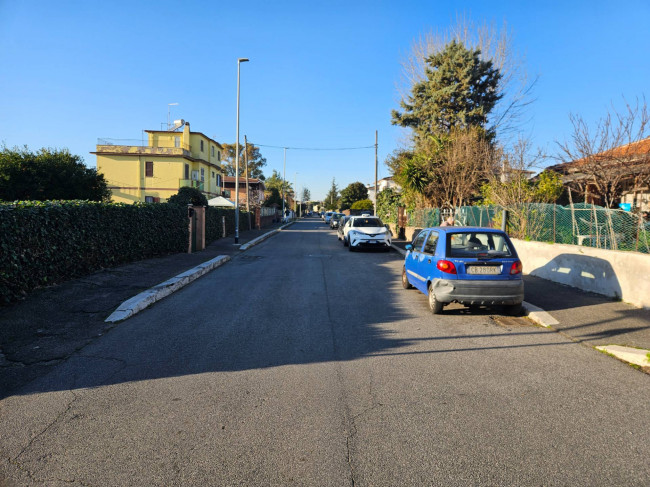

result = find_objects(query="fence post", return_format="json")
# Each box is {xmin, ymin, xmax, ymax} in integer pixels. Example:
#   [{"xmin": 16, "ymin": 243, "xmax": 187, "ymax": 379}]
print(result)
[
  {"xmin": 222, "ymin": 216, "xmax": 226, "ymax": 238},
  {"xmin": 501, "ymin": 209, "xmax": 508, "ymax": 233},
  {"xmin": 553, "ymin": 204, "xmax": 556, "ymax": 242}
]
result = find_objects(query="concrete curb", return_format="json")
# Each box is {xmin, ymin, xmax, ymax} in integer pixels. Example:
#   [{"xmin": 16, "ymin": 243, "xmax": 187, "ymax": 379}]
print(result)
[
  {"xmin": 595, "ymin": 345, "xmax": 650, "ymax": 368},
  {"xmin": 105, "ymin": 255, "xmax": 230, "ymax": 323},
  {"xmin": 391, "ymin": 243, "xmax": 407, "ymax": 256}
]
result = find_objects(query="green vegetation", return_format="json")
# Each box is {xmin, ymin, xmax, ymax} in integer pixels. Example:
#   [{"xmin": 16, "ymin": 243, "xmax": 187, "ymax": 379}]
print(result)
[
  {"xmin": 350, "ymin": 199, "xmax": 374, "ymax": 211},
  {"xmin": 167, "ymin": 186, "xmax": 208, "ymax": 206},
  {"xmin": 0, "ymin": 146, "xmax": 111, "ymax": 202},
  {"xmin": 339, "ymin": 182, "xmax": 369, "ymax": 210}
]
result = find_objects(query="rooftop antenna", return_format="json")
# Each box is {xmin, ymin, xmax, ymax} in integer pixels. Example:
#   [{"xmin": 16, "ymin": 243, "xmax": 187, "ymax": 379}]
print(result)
[{"xmin": 167, "ymin": 102, "xmax": 179, "ymax": 130}]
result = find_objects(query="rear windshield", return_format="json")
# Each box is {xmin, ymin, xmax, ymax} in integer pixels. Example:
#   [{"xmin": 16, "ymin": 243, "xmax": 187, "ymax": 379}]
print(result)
[
  {"xmin": 447, "ymin": 232, "xmax": 513, "ymax": 258},
  {"xmin": 353, "ymin": 218, "xmax": 382, "ymax": 228}
]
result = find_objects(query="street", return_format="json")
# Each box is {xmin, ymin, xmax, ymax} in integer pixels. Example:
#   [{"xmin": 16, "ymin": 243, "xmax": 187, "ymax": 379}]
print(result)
[{"xmin": 1, "ymin": 218, "xmax": 649, "ymax": 486}]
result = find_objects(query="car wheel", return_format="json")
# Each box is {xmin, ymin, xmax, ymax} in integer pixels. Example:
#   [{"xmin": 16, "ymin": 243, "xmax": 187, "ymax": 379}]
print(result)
[
  {"xmin": 503, "ymin": 303, "xmax": 523, "ymax": 316},
  {"xmin": 401, "ymin": 267, "xmax": 412, "ymax": 289},
  {"xmin": 349, "ymin": 243, "xmax": 355, "ymax": 252},
  {"xmin": 343, "ymin": 237, "xmax": 348, "ymax": 247},
  {"xmin": 428, "ymin": 284, "xmax": 443, "ymax": 314}
]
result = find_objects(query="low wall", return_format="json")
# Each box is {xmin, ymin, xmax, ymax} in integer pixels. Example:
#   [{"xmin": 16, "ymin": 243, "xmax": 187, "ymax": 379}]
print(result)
[{"xmin": 512, "ymin": 239, "xmax": 650, "ymax": 309}]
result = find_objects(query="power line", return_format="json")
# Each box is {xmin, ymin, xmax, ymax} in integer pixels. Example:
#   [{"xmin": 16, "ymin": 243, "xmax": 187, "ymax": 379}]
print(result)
[{"xmin": 250, "ymin": 142, "xmax": 375, "ymax": 151}]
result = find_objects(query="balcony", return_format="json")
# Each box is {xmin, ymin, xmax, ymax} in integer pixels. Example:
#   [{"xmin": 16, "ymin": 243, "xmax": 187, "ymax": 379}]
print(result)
[
  {"xmin": 96, "ymin": 139, "xmax": 191, "ymax": 156},
  {"xmin": 179, "ymin": 179, "xmax": 204, "ymax": 191}
]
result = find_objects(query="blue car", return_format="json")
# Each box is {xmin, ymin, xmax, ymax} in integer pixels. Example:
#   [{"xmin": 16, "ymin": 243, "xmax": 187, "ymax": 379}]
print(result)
[{"xmin": 402, "ymin": 227, "xmax": 524, "ymax": 315}]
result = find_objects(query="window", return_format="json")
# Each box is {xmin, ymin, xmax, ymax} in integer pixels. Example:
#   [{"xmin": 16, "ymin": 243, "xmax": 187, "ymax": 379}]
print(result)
[
  {"xmin": 423, "ymin": 231, "xmax": 439, "ymax": 254},
  {"xmin": 212, "ymin": 171, "xmax": 215, "ymax": 179},
  {"xmin": 145, "ymin": 161, "xmax": 153, "ymax": 177},
  {"xmin": 200, "ymin": 140, "xmax": 204, "ymax": 152},
  {"xmin": 447, "ymin": 232, "xmax": 512, "ymax": 257},
  {"xmin": 211, "ymin": 146, "xmax": 215, "ymax": 157},
  {"xmin": 200, "ymin": 168, "xmax": 205, "ymax": 181},
  {"xmin": 184, "ymin": 164, "xmax": 190, "ymax": 180},
  {"xmin": 174, "ymin": 136, "xmax": 180, "ymax": 148},
  {"xmin": 412, "ymin": 231, "xmax": 427, "ymax": 252},
  {"xmin": 217, "ymin": 174, "xmax": 222, "ymax": 187},
  {"xmin": 145, "ymin": 196, "xmax": 154, "ymax": 203},
  {"xmin": 217, "ymin": 151, "xmax": 221, "ymax": 161}
]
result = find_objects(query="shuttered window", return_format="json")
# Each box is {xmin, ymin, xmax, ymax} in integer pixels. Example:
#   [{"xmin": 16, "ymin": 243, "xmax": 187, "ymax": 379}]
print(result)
[{"xmin": 145, "ymin": 161, "xmax": 153, "ymax": 177}]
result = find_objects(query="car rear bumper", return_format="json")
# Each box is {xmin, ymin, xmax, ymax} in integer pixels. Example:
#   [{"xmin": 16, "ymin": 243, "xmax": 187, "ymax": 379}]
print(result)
[{"xmin": 432, "ymin": 278, "xmax": 524, "ymax": 305}]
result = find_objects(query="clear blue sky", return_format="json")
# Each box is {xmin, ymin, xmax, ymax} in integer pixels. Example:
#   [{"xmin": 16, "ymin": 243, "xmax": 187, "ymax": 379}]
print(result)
[{"xmin": 1, "ymin": 0, "xmax": 648, "ymax": 200}]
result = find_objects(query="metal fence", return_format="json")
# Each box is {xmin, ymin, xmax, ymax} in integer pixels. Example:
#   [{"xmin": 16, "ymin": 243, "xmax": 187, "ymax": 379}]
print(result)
[{"xmin": 394, "ymin": 203, "xmax": 650, "ymax": 254}]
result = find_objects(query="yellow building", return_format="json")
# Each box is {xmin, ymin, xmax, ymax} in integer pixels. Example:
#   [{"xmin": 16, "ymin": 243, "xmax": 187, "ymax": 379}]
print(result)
[{"xmin": 94, "ymin": 121, "xmax": 225, "ymax": 203}]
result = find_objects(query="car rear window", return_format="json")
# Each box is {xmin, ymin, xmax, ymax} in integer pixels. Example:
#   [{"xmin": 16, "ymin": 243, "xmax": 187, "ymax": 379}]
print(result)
[
  {"xmin": 447, "ymin": 232, "xmax": 513, "ymax": 258},
  {"xmin": 353, "ymin": 218, "xmax": 382, "ymax": 227}
]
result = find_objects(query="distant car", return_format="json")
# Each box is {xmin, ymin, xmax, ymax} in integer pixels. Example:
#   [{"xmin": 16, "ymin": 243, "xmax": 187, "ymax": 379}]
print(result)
[
  {"xmin": 343, "ymin": 216, "xmax": 391, "ymax": 251},
  {"xmin": 330, "ymin": 213, "xmax": 344, "ymax": 229},
  {"xmin": 402, "ymin": 227, "xmax": 524, "ymax": 315},
  {"xmin": 323, "ymin": 211, "xmax": 334, "ymax": 223}
]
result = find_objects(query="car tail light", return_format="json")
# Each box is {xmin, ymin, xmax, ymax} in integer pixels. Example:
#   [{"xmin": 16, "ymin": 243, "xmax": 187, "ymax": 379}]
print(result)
[
  {"xmin": 510, "ymin": 260, "xmax": 523, "ymax": 275},
  {"xmin": 437, "ymin": 260, "xmax": 457, "ymax": 274}
]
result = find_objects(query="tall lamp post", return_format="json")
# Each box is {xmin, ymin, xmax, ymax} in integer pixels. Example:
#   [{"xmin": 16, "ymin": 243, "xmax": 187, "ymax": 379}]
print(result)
[{"xmin": 235, "ymin": 57, "xmax": 249, "ymax": 244}]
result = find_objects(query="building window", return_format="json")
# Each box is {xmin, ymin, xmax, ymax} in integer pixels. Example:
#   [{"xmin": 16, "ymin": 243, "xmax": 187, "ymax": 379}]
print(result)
[
  {"xmin": 217, "ymin": 174, "xmax": 222, "ymax": 188},
  {"xmin": 217, "ymin": 151, "xmax": 221, "ymax": 161},
  {"xmin": 211, "ymin": 146, "xmax": 215, "ymax": 157},
  {"xmin": 174, "ymin": 136, "xmax": 180, "ymax": 148},
  {"xmin": 200, "ymin": 168, "xmax": 205, "ymax": 181},
  {"xmin": 145, "ymin": 161, "xmax": 153, "ymax": 177},
  {"xmin": 212, "ymin": 171, "xmax": 215, "ymax": 179},
  {"xmin": 200, "ymin": 140, "xmax": 204, "ymax": 152},
  {"xmin": 184, "ymin": 164, "xmax": 189, "ymax": 180},
  {"xmin": 145, "ymin": 196, "xmax": 154, "ymax": 203}
]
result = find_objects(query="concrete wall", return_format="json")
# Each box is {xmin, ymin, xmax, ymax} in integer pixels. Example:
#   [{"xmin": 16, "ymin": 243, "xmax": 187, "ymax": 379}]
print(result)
[{"xmin": 512, "ymin": 239, "xmax": 650, "ymax": 309}]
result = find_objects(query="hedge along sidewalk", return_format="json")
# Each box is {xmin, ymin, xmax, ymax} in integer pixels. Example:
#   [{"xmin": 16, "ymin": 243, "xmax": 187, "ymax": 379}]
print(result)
[{"xmin": 105, "ymin": 220, "xmax": 295, "ymax": 323}]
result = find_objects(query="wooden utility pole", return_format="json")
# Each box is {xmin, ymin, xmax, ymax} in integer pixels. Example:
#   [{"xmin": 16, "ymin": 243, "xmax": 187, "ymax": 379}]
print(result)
[{"xmin": 244, "ymin": 135, "xmax": 251, "ymax": 229}]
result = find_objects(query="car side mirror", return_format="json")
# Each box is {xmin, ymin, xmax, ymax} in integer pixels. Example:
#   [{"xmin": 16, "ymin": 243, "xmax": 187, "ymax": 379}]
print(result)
[{"xmin": 405, "ymin": 244, "xmax": 413, "ymax": 251}]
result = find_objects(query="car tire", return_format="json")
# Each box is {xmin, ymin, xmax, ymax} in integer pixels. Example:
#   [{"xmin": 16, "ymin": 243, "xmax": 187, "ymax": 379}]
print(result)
[
  {"xmin": 503, "ymin": 303, "xmax": 523, "ymax": 316},
  {"xmin": 428, "ymin": 284, "xmax": 443, "ymax": 314},
  {"xmin": 401, "ymin": 267, "xmax": 412, "ymax": 289},
  {"xmin": 343, "ymin": 237, "xmax": 348, "ymax": 247},
  {"xmin": 349, "ymin": 243, "xmax": 355, "ymax": 252}
]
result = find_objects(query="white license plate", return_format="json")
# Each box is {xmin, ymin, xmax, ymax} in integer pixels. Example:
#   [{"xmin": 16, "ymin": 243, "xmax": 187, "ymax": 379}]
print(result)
[{"xmin": 467, "ymin": 265, "xmax": 500, "ymax": 275}]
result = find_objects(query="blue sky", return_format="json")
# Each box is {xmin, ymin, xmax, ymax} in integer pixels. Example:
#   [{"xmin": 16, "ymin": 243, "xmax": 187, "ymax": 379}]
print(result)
[{"xmin": 1, "ymin": 0, "xmax": 648, "ymax": 200}]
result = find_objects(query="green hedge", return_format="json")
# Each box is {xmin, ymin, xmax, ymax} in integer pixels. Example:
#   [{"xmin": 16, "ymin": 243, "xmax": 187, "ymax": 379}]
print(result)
[
  {"xmin": 0, "ymin": 201, "xmax": 188, "ymax": 305},
  {"xmin": 205, "ymin": 207, "xmax": 253, "ymax": 243}
]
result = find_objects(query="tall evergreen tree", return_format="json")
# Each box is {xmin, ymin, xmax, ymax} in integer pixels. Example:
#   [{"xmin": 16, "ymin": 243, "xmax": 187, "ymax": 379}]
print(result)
[
  {"xmin": 324, "ymin": 178, "xmax": 339, "ymax": 210},
  {"xmin": 392, "ymin": 40, "xmax": 502, "ymax": 141}
]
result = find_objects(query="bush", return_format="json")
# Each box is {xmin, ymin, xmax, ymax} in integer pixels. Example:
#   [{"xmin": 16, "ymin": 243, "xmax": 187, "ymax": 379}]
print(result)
[
  {"xmin": 350, "ymin": 199, "xmax": 374, "ymax": 211},
  {"xmin": 167, "ymin": 186, "xmax": 208, "ymax": 206},
  {"xmin": 0, "ymin": 201, "xmax": 188, "ymax": 305}
]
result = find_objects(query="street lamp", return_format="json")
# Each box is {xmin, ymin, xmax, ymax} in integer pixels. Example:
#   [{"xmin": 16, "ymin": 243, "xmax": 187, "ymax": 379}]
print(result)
[{"xmin": 235, "ymin": 58, "xmax": 249, "ymax": 244}]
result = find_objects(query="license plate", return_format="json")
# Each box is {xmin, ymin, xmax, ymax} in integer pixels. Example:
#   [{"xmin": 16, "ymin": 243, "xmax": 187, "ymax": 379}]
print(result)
[{"xmin": 467, "ymin": 265, "xmax": 500, "ymax": 275}]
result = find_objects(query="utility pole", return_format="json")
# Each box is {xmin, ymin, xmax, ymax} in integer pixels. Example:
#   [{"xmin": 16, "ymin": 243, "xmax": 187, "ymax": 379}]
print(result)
[
  {"xmin": 374, "ymin": 130, "xmax": 378, "ymax": 216},
  {"xmin": 282, "ymin": 148, "xmax": 286, "ymax": 221},
  {"xmin": 244, "ymin": 135, "xmax": 251, "ymax": 230}
]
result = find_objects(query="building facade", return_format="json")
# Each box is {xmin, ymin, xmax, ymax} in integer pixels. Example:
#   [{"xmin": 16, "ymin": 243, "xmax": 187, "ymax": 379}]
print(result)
[
  {"xmin": 94, "ymin": 121, "xmax": 225, "ymax": 203},
  {"xmin": 366, "ymin": 177, "xmax": 401, "ymax": 201},
  {"xmin": 222, "ymin": 176, "xmax": 266, "ymax": 207}
]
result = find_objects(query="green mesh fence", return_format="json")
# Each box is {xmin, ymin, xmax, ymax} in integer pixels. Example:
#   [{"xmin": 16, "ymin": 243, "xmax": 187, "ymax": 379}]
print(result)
[{"xmin": 396, "ymin": 202, "xmax": 650, "ymax": 254}]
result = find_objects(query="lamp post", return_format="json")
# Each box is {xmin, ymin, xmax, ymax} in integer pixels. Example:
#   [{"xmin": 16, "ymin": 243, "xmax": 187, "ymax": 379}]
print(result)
[
  {"xmin": 282, "ymin": 148, "xmax": 286, "ymax": 222},
  {"xmin": 235, "ymin": 58, "xmax": 249, "ymax": 244}
]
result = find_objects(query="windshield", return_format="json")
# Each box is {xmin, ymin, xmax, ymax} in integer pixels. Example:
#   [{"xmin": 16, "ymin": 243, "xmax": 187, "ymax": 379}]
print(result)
[
  {"xmin": 447, "ymin": 232, "xmax": 513, "ymax": 258},
  {"xmin": 352, "ymin": 218, "xmax": 383, "ymax": 228}
]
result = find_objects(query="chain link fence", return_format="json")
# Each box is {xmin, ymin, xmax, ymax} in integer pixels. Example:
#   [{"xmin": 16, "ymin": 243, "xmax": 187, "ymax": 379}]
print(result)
[{"xmin": 383, "ymin": 202, "xmax": 650, "ymax": 254}]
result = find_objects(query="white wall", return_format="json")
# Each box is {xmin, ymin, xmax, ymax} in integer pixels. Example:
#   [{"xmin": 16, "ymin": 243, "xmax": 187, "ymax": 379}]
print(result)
[{"xmin": 512, "ymin": 239, "xmax": 650, "ymax": 309}]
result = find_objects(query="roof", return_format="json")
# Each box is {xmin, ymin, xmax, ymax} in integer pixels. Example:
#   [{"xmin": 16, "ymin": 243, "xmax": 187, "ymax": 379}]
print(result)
[
  {"xmin": 548, "ymin": 137, "xmax": 650, "ymax": 174},
  {"xmin": 145, "ymin": 129, "xmax": 223, "ymax": 149},
  {"xmin": 223, "ymin": 176, "xmax": 266, "ymax": 188}
]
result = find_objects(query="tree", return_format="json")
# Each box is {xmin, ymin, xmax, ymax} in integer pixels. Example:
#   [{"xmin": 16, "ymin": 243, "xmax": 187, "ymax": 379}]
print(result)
[
  {"xmin": 324, "ymin": 178, "xmax": 339, "ymax": 210},
  {"xmin": 167, "ymin": 186, "xmax": 208, "ymax": 206},
  {"xmin": 392, "ymin": 40, "xmax": 502, "ymax": 141},
  {"xmin": 301, "ymin": 187, "xmax": 311, "ymax": 202},
  {"xmin": 339, "ymin": 182, "xmax": 369, "ymax": 210},
  {"xmin": 221, "ymin": 143, "xmax": 267, "ymax": 180},
  {"xmin": 556, "ymin": 98, "xmax": 650, "ymax": 209},
  {"xmin": 398, "ymin": 15, "xmax": 535, "ymax": 138},
  {"xmin": 263, "ymin": 187, "xmax": 283, "ymax": 207},
  {"xmin": 350, "ymin": 199, "xmax": 374, "ymax": 211},
  {"xmin": 263, "ymin": 170, "xmax": 292, "ymax": 208},
  {"xmin": 0, "ymin": 146, "xmax": 111, "ymax": 202},
  {"xmin": 376, "ymin": 187, "xmax": 403, "ymax": 224}
]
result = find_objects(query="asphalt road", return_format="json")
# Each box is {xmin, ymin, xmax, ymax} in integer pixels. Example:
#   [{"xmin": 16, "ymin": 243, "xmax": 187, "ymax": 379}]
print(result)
[{"xmin": 1, "ymin": 218, "xmax": 649, "ymax": 486}]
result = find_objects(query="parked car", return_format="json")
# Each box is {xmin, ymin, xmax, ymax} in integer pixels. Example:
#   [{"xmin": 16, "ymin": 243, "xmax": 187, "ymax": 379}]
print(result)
[
  {"xmin": 323, "ymin": 211, "xmax": 334, "ymax": 223},
  {"xmin": 330, "ymin": 213, "xmax": 344, "ymax": 229},
  {"xmin": 402, "ymin": 227, "xmax": 524, "ymax": 315},
  {"xmin": 342, "ymin": 216, "xmax": 391, "ymax": 251},
  {"xmin": 337, "ymin": 216, "xmax": 352, "ymax": 241}
]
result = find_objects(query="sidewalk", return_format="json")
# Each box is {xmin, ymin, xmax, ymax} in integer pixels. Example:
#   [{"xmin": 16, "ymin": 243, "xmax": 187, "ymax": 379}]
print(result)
[
  {"xmin": 0, "ymin": 221, "xmax": 291, "ymax": 398},
  {"xmin": 390, "ymin": 237, "xmax": 650, "ymax": 369}
]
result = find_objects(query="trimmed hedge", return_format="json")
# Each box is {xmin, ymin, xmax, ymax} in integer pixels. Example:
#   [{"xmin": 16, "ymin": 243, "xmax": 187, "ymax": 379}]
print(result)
[
  {"xmin": 0, "ymin": 201, "xmax": 188, "ymax": 305},
  {"xmin": 205, "ymin": 207, "xmax": 253, "ymax": 243}
]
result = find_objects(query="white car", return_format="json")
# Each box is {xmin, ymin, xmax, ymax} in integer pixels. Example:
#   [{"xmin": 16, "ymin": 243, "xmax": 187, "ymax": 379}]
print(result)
[{"xmin": 342, "ymin": 216, "xmax": 392, "ymax": 252}]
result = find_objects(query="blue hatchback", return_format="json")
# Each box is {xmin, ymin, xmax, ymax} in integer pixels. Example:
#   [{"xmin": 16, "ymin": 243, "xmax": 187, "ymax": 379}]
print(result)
[{"xmin": 402, "ymin": 227, "xmax": 524, "ymax": 315}]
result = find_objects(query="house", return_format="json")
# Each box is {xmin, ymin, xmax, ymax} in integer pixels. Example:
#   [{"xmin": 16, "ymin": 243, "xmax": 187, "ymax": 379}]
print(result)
[
  {"xmin": 93, "ymin": 121, "xmax": 225, "ymax": 203},
  {"xmin": 366, "ymin": 177, "xmax": 401, "ymax": 201},
  {"xmin": 222, "ymin": 176, "xmax": 266, "ymax": 207},
  {"xmin": 547, "ymin": 137, "xmax": 650, "ymax": 211}
]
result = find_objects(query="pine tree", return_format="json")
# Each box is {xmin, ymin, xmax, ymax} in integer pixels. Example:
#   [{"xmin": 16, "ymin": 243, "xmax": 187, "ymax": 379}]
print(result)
[
  {"xmin": 324, "ymin": 178, "xmax": 339, "ymax": 210},
  {"xmin": 392, "ymin": 40, "xmax": 502, "ymax": 141}
]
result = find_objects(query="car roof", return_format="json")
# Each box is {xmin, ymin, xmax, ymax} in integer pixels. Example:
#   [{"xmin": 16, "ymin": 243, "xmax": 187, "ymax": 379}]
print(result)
[{"xmin": 423, "ymin": 226, "xmax": 507, "ymax": 233}]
